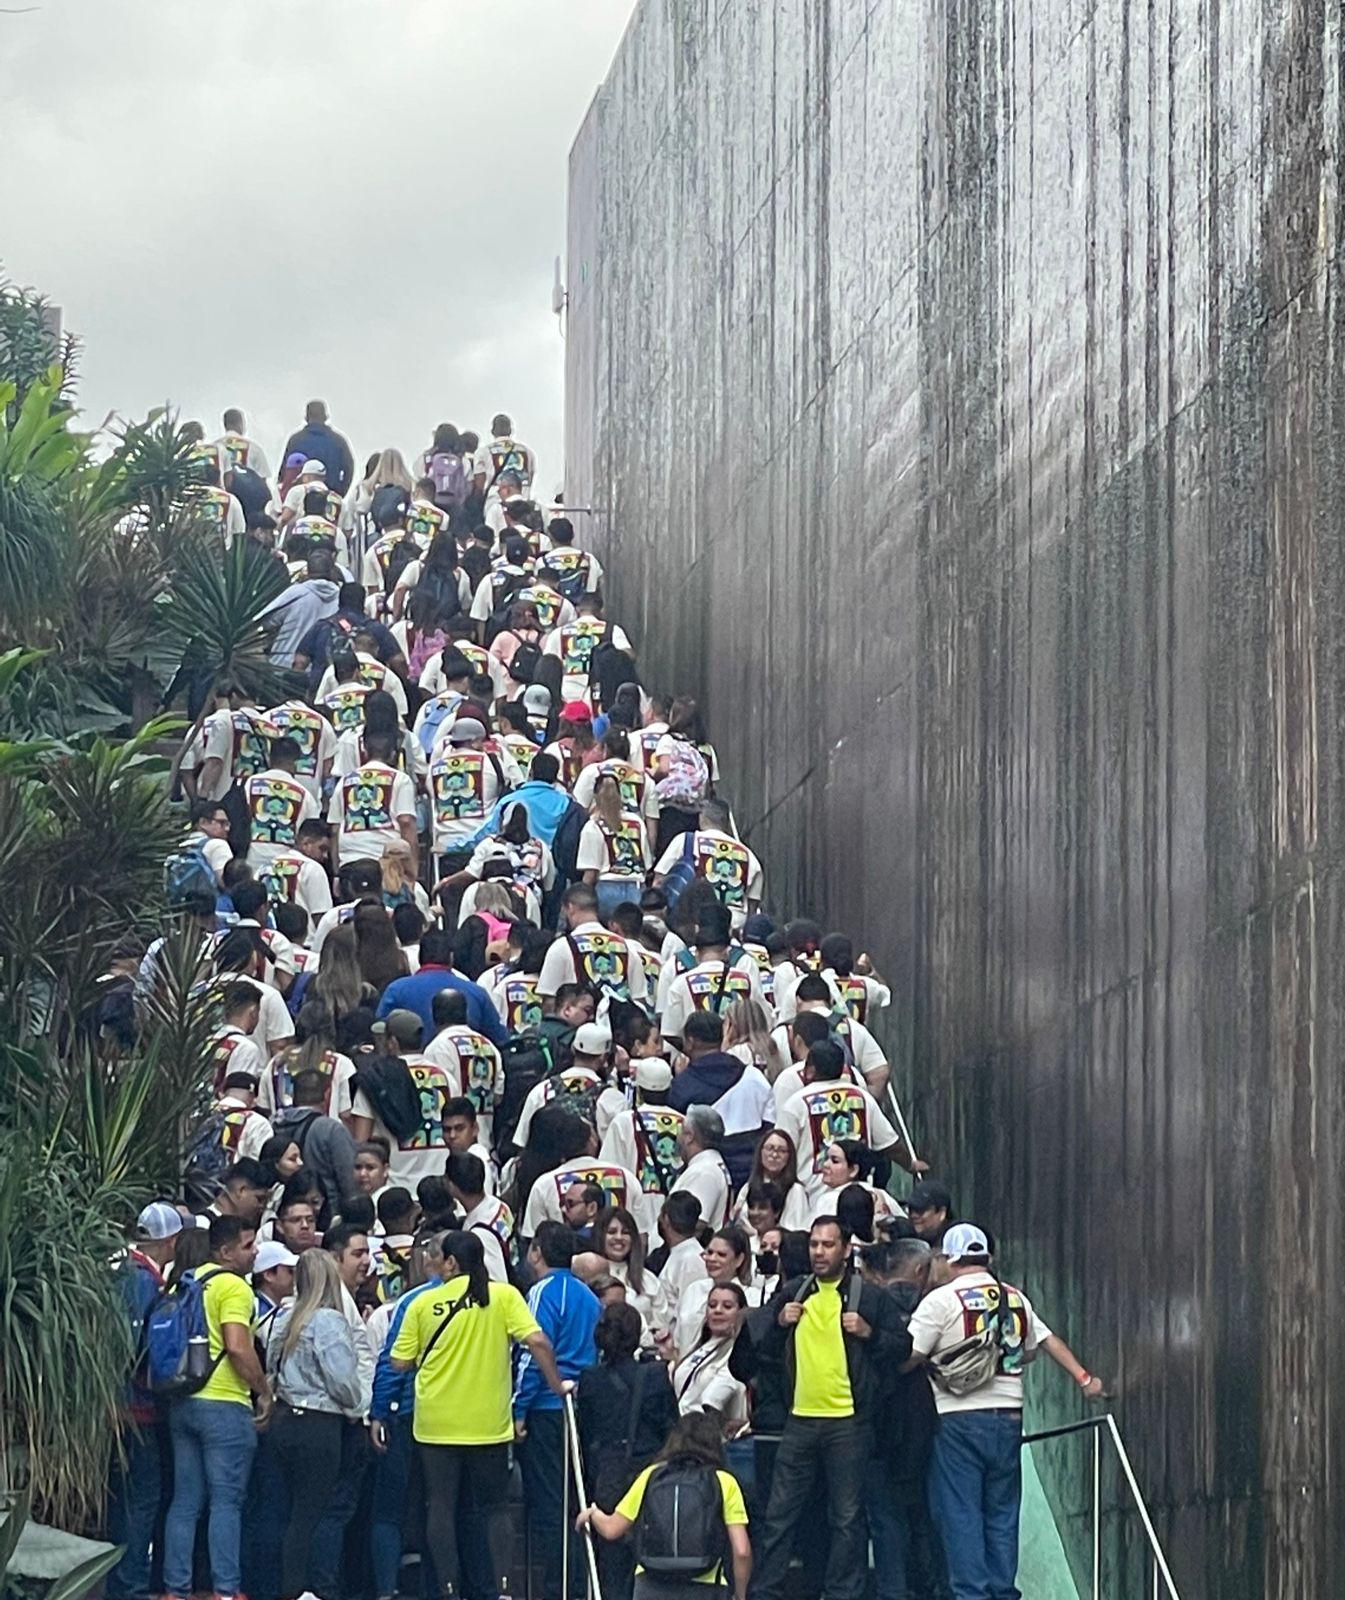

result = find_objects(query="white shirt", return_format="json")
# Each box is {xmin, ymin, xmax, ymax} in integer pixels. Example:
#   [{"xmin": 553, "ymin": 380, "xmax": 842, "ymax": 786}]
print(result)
[
  {"xmin": 422, "ymin": 1024, "xmax": 505, "ymax": 1146},
  {"xmin": 600, "ymin": 1104, "xmax": 687, "ymax": 1204},
  {"xmin": 655, "ymin": 947, "xmax": 760, "ymax": 1015},
  {"xmin": 338, "ymin": 1283, "xmax": 375, "ymax": 1419},
  {"xmin": 512, "ymin": 1066, "xmax": 603, "ymax": 1150},
  {"xmin": 660, "ymin": 959, "xmax": 768, "ymax": 1042},
  {"xmin": 350, "ymin": 1053, "xmax": 454, "ymax": 1190},
  {"xmin": 330, "ymin": 762, "xmax": 417, "ymax": 865},
  {"xmin": 576, "ymin": 817, "xmax": 652, "ymax": 882},
  {"xmin": 671, "ymin": 1336, "xmax": 747, "ymax": 1420},
  {"xmin": 215, "ymin": 431, "xmax": 272, "ymax": 482},
  {"xmin": 256, "ymin": 852, "xmax": 334, "ymax": 920},
  {"xmin": 542, "ymin": 617, "xmax": 633, "ymax": 701},
  {"xmin": 669, "ymin": 1147, "xmax": 732, "ymax": 1231},
  {"xmin": 652, "ymin": 829, "xmax": 764, "ymax": 929},
  {"xmin": 773, "ymin": 1080, "xmax": 899, "ymax": 1193},
  {"xmin": 213, "ymin": 1096, "xmax": 274, "ymax": 1161},
  {"xmin": 244, "ymin": 768, "xmax": 320, "ymax": 868},
  {"xmin": 536, "ymin": 920, "xmax": 648, "ymax": 1004},
  {"xmin": 907, "ymin": 1271, "xmax": 1042, "ymax": 1414},
  {"xmin": 521, "ymin": 1155, "xmax": 646, "ymax": 1239},
  {"xmin": 461, "ymin": 1194, "xmax": 513, "ymax": 1282},
  {"xmin": 659, "ymin": 1235, "xmax": 710, "ymax": 1313}
]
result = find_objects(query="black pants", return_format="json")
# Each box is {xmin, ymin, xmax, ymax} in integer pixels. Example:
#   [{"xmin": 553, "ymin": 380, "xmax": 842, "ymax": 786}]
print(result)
[
  {"xmin": 753, "ymin": 1415, "xmax": 868, "ymax": 1600},
  {"xmin": 270, "ymin": 1406, "xmax": 344, "ymax": 1598},
  {"xmin": 518, "ymin": 1410, "xmax": 583, "ymax": 1600},
  {"xmin": 309, "ymin": 1417, "xmax": 372, "ymax": 1598},
  {"xmin": 220, "ymin": 781, "xmax": 252, "ymax": 858},
  {"xmin": 419, "ymin": 1441, "xmax": 511, "ymax": 1599},
  {"xmin": 654, "ymin": 806, "xmax": 699, "ymax": 856}
]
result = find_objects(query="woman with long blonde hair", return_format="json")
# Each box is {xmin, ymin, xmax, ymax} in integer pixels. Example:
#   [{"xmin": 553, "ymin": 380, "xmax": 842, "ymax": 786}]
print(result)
[
  {"xmin": 577, "ymin": 774, "xmax": 652, "ymax": 920},
  {"xmin": 360, "ymin": 447, "xmax": 415, "ymax": 496},
  {"xmin": 267, "ymin": 1250, "xmax": 366, "ymax": 1599},
  {"xmin": 381, "ymin": 839, "xmax": 432, "ymax": 919},
  {"xmin": 723, "ymin": 996, "xmax": 788, "ymax": 1081}
]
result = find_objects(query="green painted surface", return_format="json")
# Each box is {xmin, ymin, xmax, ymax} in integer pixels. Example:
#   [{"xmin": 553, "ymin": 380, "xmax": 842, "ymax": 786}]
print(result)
[{"xmin": 1019, "ymin": 1448, "xmax": 1083, "ymax": 1599}]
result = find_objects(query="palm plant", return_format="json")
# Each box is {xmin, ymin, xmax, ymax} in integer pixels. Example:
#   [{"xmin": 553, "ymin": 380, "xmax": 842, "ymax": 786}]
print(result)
[{"xmin": 0, "ymin": 1486, "xmax": 122, "ymax": 1600}]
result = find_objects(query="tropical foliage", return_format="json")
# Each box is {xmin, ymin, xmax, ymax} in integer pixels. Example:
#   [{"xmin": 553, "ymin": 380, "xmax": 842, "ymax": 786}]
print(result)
[{"xmin": 0, "ymin": 287, "xmax": 284, "ymax": 1527}]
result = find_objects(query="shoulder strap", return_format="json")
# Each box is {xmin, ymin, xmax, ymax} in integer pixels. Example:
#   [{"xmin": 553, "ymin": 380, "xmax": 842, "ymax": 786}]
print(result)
[
  {"xmin": 790, "ymin": 1273, "xmax": 817, "ymax": 1305},
  {"xmin": 846, "ymin": 1271, "xmax": 863, "ymax": 1314},
  {"xmin": 631, "ymin": 1110, "xmax": 674, "ymax": 1197},
  {"xmin": 416, "ymin": 1285, "xmax": 475, "ymax": 1369},
  {"xmin": 713, "ymin": 962, "xmax": 733, "ymax": 1006},
  {"xmin": 622, "ymin": 1360, "xmax": 651, "ymax": 1462}
]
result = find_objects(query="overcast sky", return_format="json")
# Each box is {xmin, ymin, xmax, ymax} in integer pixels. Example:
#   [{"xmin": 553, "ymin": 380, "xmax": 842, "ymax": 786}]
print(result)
[{"xmin": 0, "ymin": 0, "xmax": 636, "ymax": 491}]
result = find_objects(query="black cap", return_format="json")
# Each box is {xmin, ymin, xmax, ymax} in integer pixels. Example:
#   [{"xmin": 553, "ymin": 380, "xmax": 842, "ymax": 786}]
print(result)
[{"xmin": 905, "ymin": 1179, "xmax": 953, "ymax": 1214}]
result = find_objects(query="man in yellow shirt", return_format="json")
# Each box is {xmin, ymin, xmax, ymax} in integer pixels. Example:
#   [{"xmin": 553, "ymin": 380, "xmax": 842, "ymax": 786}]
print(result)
[
  {"xmin": 162, "ymin": 1216, "xmax": 271, "ymax": 1600},
  {"xmin": 749, "ymin": 1216, "xmax": 909, "ymax": 1600}
]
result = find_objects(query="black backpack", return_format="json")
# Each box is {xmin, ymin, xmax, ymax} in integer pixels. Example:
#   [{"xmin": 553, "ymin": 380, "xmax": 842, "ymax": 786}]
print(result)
[
  {"xmin": 509, "ymin": 640, "xmax": 542, "ymax": 684},
  {"xmin": 493, "ymin": 1032, "xmax": 557, "ymax": 1155},
  {"xmin": 414, "ymin": 562, "xmax": 463, "ymax": 621},
  {"xmin": 383, "ymin": 535, "xmax": 423, "ymax": 596},
  {"xmin": 229, "ymin": 464, "xmax": 270, "ymax": 527},
  {"xmin": 589, "ymin": 641, "xmax": 639, "ymax": 712},
  {"xmin": 486, "ymin": 571, "xmax": 529, "ymax": 641},
  {"xmin": 634, "ymin": 1459, "xmax": 726, "ymax": 1579},
  {"xmin": 370, "ymin": 483, "xmax": 410, "ymax": 529}
]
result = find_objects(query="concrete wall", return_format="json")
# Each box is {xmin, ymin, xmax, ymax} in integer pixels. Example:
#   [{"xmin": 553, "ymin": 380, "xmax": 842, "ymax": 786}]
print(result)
[{"xmin": 565, "ymin": 2, "xmax": 1345, "ymax": 1595}]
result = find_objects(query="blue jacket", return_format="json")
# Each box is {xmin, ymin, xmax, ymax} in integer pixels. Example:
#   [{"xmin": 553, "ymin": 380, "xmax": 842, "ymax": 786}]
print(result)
[
  {"xmin": 513, "ymin": 1269, "xmax": 600, "ymax": 1418},
  {"xmin": 465, "ymin": 782, "xmax": 575, "ymax": 849},
  {"xmin": 281, "ymin": 422, "xmax": 355, "ymax": 493},
  {"xmin": 375, "ymin": 965, "xmax": 507, "ymax": 1045},
  {"xmin": 369, "ymin": 1274, "xmax": 442, "ymax": 1421}
]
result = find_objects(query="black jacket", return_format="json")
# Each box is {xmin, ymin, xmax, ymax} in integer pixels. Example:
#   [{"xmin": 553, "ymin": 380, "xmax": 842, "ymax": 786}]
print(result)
[
  {"xmin": 744, "ymin": 1269, "xmax": 912, "ymax": 1419},
  {"xmin": 576, "ymin": 1355, "xmax": 680, "ymax": 1506},
  {"xmin": 870, "ymin": 1280, "xmax": 938, "ymax": 1485}
]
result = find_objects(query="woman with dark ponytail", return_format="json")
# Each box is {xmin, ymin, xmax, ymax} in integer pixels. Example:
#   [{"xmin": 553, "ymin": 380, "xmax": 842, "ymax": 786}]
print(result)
[{"xmin": 388, "ymin": 1229, "xmax": 570, "ymax": 1600}]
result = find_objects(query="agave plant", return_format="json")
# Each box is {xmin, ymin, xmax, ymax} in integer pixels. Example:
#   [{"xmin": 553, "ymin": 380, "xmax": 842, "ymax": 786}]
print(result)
[{"xmin": 0, "ymin": 1485, "xmax": 122, "ymax": 1600}]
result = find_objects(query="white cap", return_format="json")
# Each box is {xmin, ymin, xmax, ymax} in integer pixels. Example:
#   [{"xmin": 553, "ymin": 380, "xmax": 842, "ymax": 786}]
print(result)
[
  {"xmin": 254, "ymin": 1241, "xmax": 299, "ymax": 1274},
  {"xmin": 572, "ymin": 1022, "xmax": 611, "ymax": 1057},
  {"xmin": 135, "ymin": 1201, "xmax": 185, "ymax": 1241},
  {"xmin": 634, "ymin": 1058, "xmax": 672, "ymax": 1092},
  {"xmin": 942, "ymin": 1223, "xmax": 991, "ymax": 1264},
  {"xmin": 300, "ymin": 458, "xmax": 326, "ymax": 476}
]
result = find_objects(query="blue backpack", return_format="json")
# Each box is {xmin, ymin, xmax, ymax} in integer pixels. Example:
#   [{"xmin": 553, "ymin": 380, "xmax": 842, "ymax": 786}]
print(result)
[
  {"xmin": 661, "ymin": 833, "xmax": 698, "ymax": 914},
  {"xmin": 418, "ymin": 694, "xmax": 463, "ymax": 756},
  {"xmin": 165, "ymin": 833, "xmax": 217, "ymax": 906},
  {"xmin": 144, "ymin": 1267, "xmax": 227, "ymax": 1398}
]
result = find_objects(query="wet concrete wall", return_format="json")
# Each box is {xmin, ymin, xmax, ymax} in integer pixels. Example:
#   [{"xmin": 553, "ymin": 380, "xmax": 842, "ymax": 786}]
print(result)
[{"xmin": 566, "ymin": 2, "xmax": 1345, "ymax": 1596}]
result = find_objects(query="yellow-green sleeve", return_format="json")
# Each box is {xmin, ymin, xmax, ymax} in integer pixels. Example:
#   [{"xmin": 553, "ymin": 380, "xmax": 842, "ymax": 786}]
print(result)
[
  {"xmin": 216, "ymin": 1274, "xmax": 256, "ymax": 1328},
  {"xmin": 615, "ymin": 1465, "xmax": 656, "ymax": 1522},
  {"xmin": 717, "ymin": 1471, "xmax": 749, "ymax": 1525},
  {"xmin": 499, "ymin": 1284, "xmax": 542, "ymax": 1342}
]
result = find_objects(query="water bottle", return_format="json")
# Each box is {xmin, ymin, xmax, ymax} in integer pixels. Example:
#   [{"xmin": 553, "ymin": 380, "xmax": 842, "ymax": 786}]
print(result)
[{"xmin": 186, "ymin": 1333, "xmax": 210, "ymax": 1381}]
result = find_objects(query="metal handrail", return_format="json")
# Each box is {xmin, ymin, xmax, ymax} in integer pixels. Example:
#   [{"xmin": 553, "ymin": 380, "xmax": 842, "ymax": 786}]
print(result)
[
  {"xmin": 1022, "ymin": 1412, "xmax": 1180, "ymax": 1600},
  {"xmin": 563, "ymin": 1390, "xmax": 604, "ymax": 1600},
  {"xmin": 885, "ymin": 1080, "xmax": 920, "ymax": 1172}
]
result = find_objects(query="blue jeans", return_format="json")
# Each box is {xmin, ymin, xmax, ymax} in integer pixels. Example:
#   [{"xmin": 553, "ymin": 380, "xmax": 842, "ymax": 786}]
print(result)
[
  {"xmin": 163, "ymin": 1399, "xmax": 257, "ymax": 1598},
  {"xmin": 106, "ymin": 1419, "xmax": 168, "ymax": 1600},
  {"xmin": 370, "ymin": 1415, "xmax": 415, "ymax": 1597},
  {"xmin": 927, "ymin": 1412, "xmax": 1022, "ymax": 1600}
]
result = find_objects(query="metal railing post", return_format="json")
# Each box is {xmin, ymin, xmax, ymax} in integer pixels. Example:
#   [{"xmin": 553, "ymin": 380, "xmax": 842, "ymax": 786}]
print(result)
[
  {"xmin": 1091, "ymin": 1423, "xmax": 1101, "ymax": 1600},
  {"xmin": 564, "ymin": 1390, "xmax": 604, "ymax": 1599},
  {"xmin": 1104, "ymin": 1416, "xmax": 1179, "ymax": 1600},
  {"xmin": 562, "ymin": 1410, "xmax": 571, "ymax": 1600},
  {"xmin": 885, "ymin": 1082, "xmax": 920, "ymax": 1171}
]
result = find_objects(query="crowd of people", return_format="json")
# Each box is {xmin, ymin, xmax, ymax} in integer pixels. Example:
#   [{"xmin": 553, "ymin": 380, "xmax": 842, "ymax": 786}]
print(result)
[{"xmin": 106, "ymin": 401, "xmax": 1106, "ymax": 1600}]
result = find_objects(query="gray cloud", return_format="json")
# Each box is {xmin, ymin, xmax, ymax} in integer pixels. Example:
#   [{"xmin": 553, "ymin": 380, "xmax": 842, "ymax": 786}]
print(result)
[{"xmin": 0, "ymin": 0, "xmax": 637, "ymax": 491}]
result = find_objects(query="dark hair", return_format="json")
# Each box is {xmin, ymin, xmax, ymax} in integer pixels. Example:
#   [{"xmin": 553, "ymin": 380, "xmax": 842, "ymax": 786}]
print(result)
[
  {"xmin": 376, "ymin": 1186, "xmax": 417, "ymax": 1229},
  {"xmin": 682, "ymin": 1010, "xmax": 724, "ymax": 1048},
  {"xmin": 443, "ymin": 1096, "xmax": 477, "ymax": 1122},
  {"xmin": 607, "ymin": 902, "xmax": 644, "ymax": 939},
  {"xmin": 445, "ymin": 1151, "xmax": 487, "ymax": 1195},
  {"xmin": 439, "ymin": 1228, "xmax": 491, "ymax": 1306},
  {"xmin": 277, "ymin": 1183, "xmax": 318, "ymax": 1219},
  {"xmin": 353, "ymin": 901, "xmax": 409, "ymax": 991},
  {"xmin": 595, "ymin": 1205, "xmax": 650, "ymax": 1294},
  {"xmin": 836, "ymin": 1183, "xmax": 876, "ymax": 1242},
  {"xmin": 338, "ymin": 1194, "xmax": 376, "ymax": 1231},
  {"xmin": 418, "ymin": 928, "xmax": 454, "ymax": 967},
  {"xmin": 501, "ymin": 803, "xmax": 531, "ymax": 847},
  {"xmin": 431, "ymin": 988, "xmax": 469, "ymax": 1028},
  {"xmin": 257, "ymin": 1133, "xmax": 299, "ymax": 1177},
  {"xmin": 325, "ymin": 1221, "xmax": 368, "ymax": 1256},
  {"xmin": 356, "ymin": 1138, "xmax": 391, "ymax": 1164},
  {"xmin": 207, "ymin": 1214, "xmax": 252, "ymax": 1253},
  {"xmin": 708, "ymin": 1224, "xmax": 753, "ymax": 1284},
  {"xmin": 657, "ymin": 1409, "xmax": 725, "ymax": 1469},
  {"xmin": 222, "ymin": 980, "xmax": 261, "ymax": 1016},
  {"xmin": 829, "ymin": 1139, "xmax": 873, "ymax": 1181},
  {"xmin": 809, "ymin": 1214, "xmax": 853, "ymax": 1244},
  {"xmin": 271, "ymin": 901, "xmax": 309, "ymax": 943},
  {"xmin": 806, "ymin": 1041, "xmax": 846, "ymax": 1081},
  {"xmin": 790, "ymin": 1011, "xmax": 831, "ymax": 1049},
  {"xmin": 694, "ymin": 903, "xmax": 733, "ymax": 949},
  {"xmin": 785, "ymin": 919, "xmax": 823, "ymax": 956},
  {"xmin": 745, "ymin": 1180, "xmax": 786, "ymax": 1219},
  {"xmin": 391, "ymin": 902, "xmax": 425, "ymax": 944},
  {"xmin": 660, "ymin": 1191, "xmax": 702, "ymax": 1237},
  {"xmin": 531, "ymin": 1220, "xmax": 577, "ymax": 1269},
  {"xmin": 594, "ymin": 1301, "xmax": 642, "ymax": 1363},
  {"xmin": 530, "ymin": 752, "xmax": 560, "ymax": 784},
  {"xmin": 191, "ymin": 797, "xmax": 229, "ymax": 826},
  {"xmin": 777, "ymin": 1229, "xmax": 812, "ymax": 1278},
  {"xmin": 223, "ymin": 1158, "xmax": 267, "ymax": 1190},
  {"xmin": 819, "ymin": 932, "xmax": 854, "ymax": 975},
  {"xmin": 230, "ymin": 881, "xmax": 269, "ymax": 923},
  {"xmin": 417, "ymin": 1176, "xmax": 457, "ymax": 1229}
]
